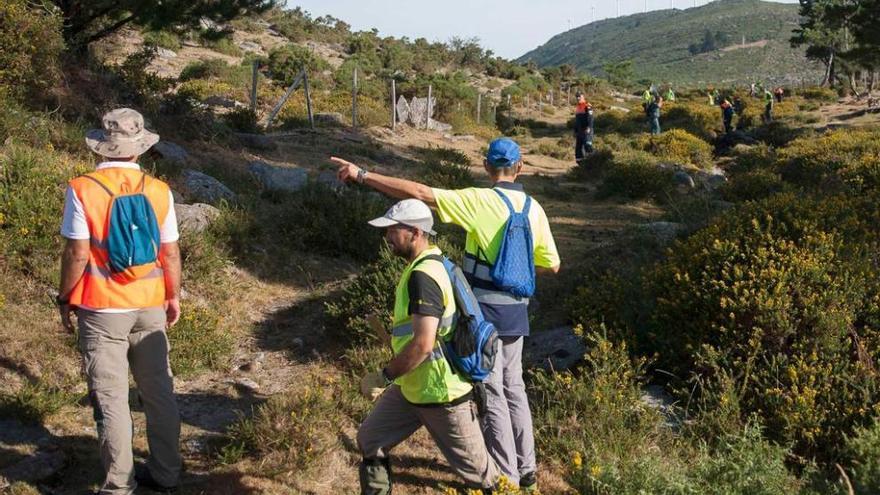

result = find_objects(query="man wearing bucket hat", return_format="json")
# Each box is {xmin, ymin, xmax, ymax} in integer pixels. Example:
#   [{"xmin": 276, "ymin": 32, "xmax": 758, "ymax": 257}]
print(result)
[
  {"xmin": 58, "ymin": 108, "xmax": 182, "ymax": 494},
  {"xmin": 354, "ymin": 199, "xmax": 500, "ymax": 494},
  {"xmin": 332, "ymin": 137, "xmax": 560, "ymax": 492}
]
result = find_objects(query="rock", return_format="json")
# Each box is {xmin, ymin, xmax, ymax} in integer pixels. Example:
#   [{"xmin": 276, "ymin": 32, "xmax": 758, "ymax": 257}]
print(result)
[
  {"xmin": 639, "ymin": 221, "xmax": 685, "ymax": 244},
  {"xmin": 292, "ymin": 337, "xmax": 304, "ymax": 349},
  {"xmin": 236, "ymin": 133, "xmax": 276, "ymax": 151},
  {"xmin": 672, "ymin": 170, "xmax": 696, "ymax": 189},
  {"xmin": 181, "ymin": 169, "xmax": 236, "ymax": 204},
  {"xmin": 314, "ymin": 112, "xmax": 346, "ymax": 127},
  {"xmin": 443, "ymin": 134, "xmax": 476, "ymax": 142},
  {"xmin": 694, "ymin": 167, "xmax": 727, "ymax": 191},
  {"xmin": 316, "ymin": 171, "xmax": 344, "ymax": 191},
  {"xmin": 152, "ymin": 140, "xmax": 188, "ymax": 164},
  {"xmin": 171, "ymin": 189, "xmax": 184, "ymax": 204},
  {"xmin": 640, "ymin": 384, "xmax": 678, "ymax": 427},
  {"xmin": 238, "ymin": 360, "xmax": 262, "ymax": 373},
  {"xmin": 156, "ymin": 47, "xmax": 177, "ymax": 59},
  {"xmin": 204, "ymin": 95, "xmax": 246, "ymax": 109},
  {"xmin": 427, "ymin": 119, "xmax": 453, "ymax": 132},
  {"xmin": 523, "ymin": 326, "xmax": 586, "ymax": 371},
  {"xmin": 248, "ymin": 161, "xmax": 308, "ymax": 193},
  {"xmin": 237, "ymin": 41, "xmax": 263, "ymax": 53},
  {"xmin": 609, "ymin": 105, "xmax": 631, "ymax": 113},
  {"xmin": 233, "ymin": 377, "xmax": 260, "ymax": 394},
  {"xmin": 175, "ymin": 203, "xmax": 220, "ymax": 234},
  {"xmin": 199, "ymin": 18, "xmax": 220, "ymax": 31}
]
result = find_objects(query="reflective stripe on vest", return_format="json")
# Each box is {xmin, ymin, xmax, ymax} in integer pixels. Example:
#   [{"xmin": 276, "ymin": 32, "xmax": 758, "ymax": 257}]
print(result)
[
  {"xmin": 67, "ymin": 168, "xmax": 170, "ymax": 310},
  {"xmin": 391, "ymin": 247, "xmax": 472, "ymax": 405},
  {"xmin": 462, "ymin": 253, "xmax": 529, "ymax": 306}
]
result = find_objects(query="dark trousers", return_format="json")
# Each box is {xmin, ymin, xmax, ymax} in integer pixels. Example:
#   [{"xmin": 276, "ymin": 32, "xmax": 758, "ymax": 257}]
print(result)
[
  {"xmin": 649, "ymin": 117, "xmax": 661, "ymax": 135},
  {"xmin": 723, "ymin": 117, "xmax": 733, "ymax": 133},
  {"xmin": 763, "ymin": 103, "xmax": 773, "ymax": 123},
  {"xmin": 575, "ymin": 130, "xmax": 593, "ymax": 160}
]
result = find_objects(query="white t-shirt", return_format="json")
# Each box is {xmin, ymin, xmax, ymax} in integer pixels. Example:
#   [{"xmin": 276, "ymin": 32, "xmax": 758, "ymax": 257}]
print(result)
[{"xmin": 60, "ymin": 162, "xmax": 179, "ymax": 313}]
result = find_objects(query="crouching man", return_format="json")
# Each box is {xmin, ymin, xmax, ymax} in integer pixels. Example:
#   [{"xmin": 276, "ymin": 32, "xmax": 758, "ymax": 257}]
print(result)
[{"xmin": 354, "ymin": 199, "xmax": 500, "ymax": 494}]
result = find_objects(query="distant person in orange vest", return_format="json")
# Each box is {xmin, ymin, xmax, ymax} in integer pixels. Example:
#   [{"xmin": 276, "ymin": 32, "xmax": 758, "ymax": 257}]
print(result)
[
  {"xmin": 58, "ymin": 108, "xmax": 183, "ymax": 495},
  {"xmin": 774, "ymin": 86, "xmax": 784, "ymax": 103},
  {"xmin": 573, "ymin": 92, "xmax": 594, "ymax": 164}
]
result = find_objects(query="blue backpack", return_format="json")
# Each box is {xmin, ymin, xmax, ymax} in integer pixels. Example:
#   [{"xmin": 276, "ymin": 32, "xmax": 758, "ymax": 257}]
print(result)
[
  {"xmin": 490, "ymin": 189, "xmax": 536, "ymax": 298},
  {"xmin": 84, "ymin": 172, "xmax": 161, "ymax": 282},
  {"xmin": 418, "ymin": 254, "xmax": 498, "ymax": 383}
]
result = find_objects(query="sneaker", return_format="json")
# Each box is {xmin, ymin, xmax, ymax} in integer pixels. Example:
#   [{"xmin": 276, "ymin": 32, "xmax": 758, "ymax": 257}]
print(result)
[
  {"xmin": 135, "ymin": 466, "xmax": 178, "ymax": 493},
  {"xmin": 519, "ymin": 471, "xmax": 538, "ymax": 493}
]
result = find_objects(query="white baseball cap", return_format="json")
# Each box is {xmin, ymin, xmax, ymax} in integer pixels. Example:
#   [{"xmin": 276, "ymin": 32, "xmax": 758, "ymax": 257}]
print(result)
[{"xmin": 368, "ymin": 199, "xmax": 436, "ymax": 235}]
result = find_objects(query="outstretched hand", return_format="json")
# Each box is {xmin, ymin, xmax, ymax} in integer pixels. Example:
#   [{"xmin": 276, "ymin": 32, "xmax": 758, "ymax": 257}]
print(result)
[{"xmin": 330, "ymin": 157, "xmax": 361, "ymax": 183}]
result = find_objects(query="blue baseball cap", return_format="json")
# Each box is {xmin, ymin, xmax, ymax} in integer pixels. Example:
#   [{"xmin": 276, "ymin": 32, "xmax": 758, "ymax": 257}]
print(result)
[{"xmin": 485, "ymin": 138, "xmax": 521, "ymax": 168}]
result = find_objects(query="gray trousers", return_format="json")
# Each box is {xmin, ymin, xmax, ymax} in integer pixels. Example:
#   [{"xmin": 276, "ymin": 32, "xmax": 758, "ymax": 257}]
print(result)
[
  {"xmin": 480, "ymin": 336, "xmax": 536, "ymax": 485},
  {"xmin": 357, "ymin": 385, "xmax": 499, "ymax": 491},
  {"xmin": 77, "ymin": 308, "xmax": 182, "ymax": 495}
]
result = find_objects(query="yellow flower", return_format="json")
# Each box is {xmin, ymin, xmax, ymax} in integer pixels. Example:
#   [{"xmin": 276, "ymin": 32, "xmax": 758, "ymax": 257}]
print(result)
[
  {"xmin": 590, "ymin": 464, "xmax": 603, "ymax": 478},
  {"xmin": 572, "ymin": 451, "xmax": 583, "ymax": 469},
  {"xmin": 19, "ymin": 227, "xmax": 29, "ymax": 236},
  {"xmin": 0, "ymin": 212, "xmax": 5, "ymax": 225}
]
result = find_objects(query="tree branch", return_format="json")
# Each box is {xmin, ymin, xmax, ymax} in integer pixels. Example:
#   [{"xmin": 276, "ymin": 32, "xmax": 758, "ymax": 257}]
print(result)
[{"xmin": 80, "ymin": 13, "xmax": 138, "ymax": 46}]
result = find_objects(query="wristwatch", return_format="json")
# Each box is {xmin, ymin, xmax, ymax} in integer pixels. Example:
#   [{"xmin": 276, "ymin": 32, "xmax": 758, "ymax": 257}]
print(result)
[
  {"xmin": 381, "ymin": 367, "xmax": 393, "ymax": 386},
  {"xmin": 356, "ymin": 168, "xmax": 369, "ymax": 184}
]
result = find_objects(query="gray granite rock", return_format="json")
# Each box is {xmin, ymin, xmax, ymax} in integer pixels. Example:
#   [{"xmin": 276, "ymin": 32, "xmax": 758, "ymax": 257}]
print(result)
[
  {"xmin": 181, "ymin": 169, "xmax": 235, "ymax": 204},
  {"xmin": 248, "ymin": 161, "xmax": 308, "ymax": 193}
]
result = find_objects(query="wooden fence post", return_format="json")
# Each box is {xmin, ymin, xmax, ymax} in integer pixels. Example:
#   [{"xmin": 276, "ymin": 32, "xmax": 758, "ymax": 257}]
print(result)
[
  {"xmin": 391, "ymin": 79, "xmax": 397, "ymax": 130},
  {"xmin": 476, "ymin": 93, "xmax": 482, "ymax": 123},
  {"xmin": 265, "ymin": 71, "xmax": 304, "ymax": 127},
  {"xmin": 303, "ymin": 71, "xmax": 314, "ymax": 130},
  {"xmin": 250, "ymin": 60, "xmax": 259, "ymax": 112},
  {"xmin": 426, "ymin": 85, "xmax": 432, "ymax": 129},
  {"xmin": 352, "ymin": 67, "xmax": 358, "ymax": 128}
]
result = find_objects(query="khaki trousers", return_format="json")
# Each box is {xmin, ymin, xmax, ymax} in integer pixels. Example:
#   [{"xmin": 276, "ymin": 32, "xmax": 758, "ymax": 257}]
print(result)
[
  {"xmin": 77, "ymin": 307, "xmax": 181, "ymax": 495},
  {"xmin": 357, "ymin": 385, "xmax": 499, "ymax": 492}
]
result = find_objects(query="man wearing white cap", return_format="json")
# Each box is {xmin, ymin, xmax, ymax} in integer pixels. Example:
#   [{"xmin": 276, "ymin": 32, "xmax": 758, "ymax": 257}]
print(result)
[
  {"xmin": 58, "ymin": 108, "xmax": 182, "ymax": 494},
  {"xmin": 355, "ymin": 199, "xmax": 499, "ymax": 494}
]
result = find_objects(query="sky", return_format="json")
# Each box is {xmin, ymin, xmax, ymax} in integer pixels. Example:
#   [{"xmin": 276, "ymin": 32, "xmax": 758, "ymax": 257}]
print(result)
[{"xmin": 285, "ymin": 0, "xmax": 800, "ymax": 60}]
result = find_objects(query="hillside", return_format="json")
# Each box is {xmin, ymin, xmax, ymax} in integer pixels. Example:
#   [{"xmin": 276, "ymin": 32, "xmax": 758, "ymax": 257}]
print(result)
[
  {"xmin": 3, "ymin": 2, "xmax": 880, "ymax": 494},
  {"xmin": 517, "ymin": 0, "xmax": 824, "ymax": 86}
]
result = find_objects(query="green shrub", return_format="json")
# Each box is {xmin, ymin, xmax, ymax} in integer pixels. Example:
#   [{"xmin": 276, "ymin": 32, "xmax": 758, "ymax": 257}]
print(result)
[
  {"xmin": 267, "ymin": 44, "xmax": 330, "ymax": 86},
  {"xmin": 797, "ymin": 86, "xmax": 838, "ymax": 102},
  {"xmin": 205, "ymin": 37, "xmax": 242, "ymax": 57},
  {"xmin": 415, "ymin": 147, "xmax": 474, "ymax": 189},
  {"xmin": 0, "ymin": 0, "xmax": 64, "ymax": 98},
  {"xmin": 0, "ymin": 143, "xmax": 86, "ymax": 284},
  {"xmin": 597, "ymin": 150, "xmax": 672, "ymax": 200},
  {"xmin": 644, "ymin": 193, "xmax": 880, "ymax": 463},
  {"xmin": 221, "ymin": 384, "xmax": 342, "ymax": 475},
  {"xmin": 223, "ymin": 107, "xmax": 260, "ymax": 133},
  {"xmin": 0, "ymin": 381, "xmax": 75, "ymax": 424},
  {"xmin": 846, "ymin": 420, "xmax": 880, "ymax": 494},
  {"xmin": 534, "ymin": 138, "xmax": 573, "ymax": 161},
  {"xmin": 142, "ymin": 29, "xmax": 181, "ymax": 50},
  {"xmin": 777, "ymin": 128, "xmax": 880, "ymax": 194},
  {"xmin": 752, "ymin": 121, "xmax": 813, "ymax": 148},
  {"xmin": 167, "ymin": 305, "xmax": 234, "ymax": 377},
  {"xmin": 727, "ymin": 143, "xmax": 776, "ymax": 175},
  {"xmin": 177, "ymin": 79, "xmax": 236, "ymax": 102},
  {"xmin": 636, "ymin": 129, "xmax": 713, "ymax": 169},
  {"xmin": 179, "ymin": 59, "xmax": 232, "ymax": 81},
  {"xmin": 662, "ymin": 102, "xmax": 719, "ymax": 141},
  {"xmin": 719, "ymin": 169, "xmax": 787, "ymax": 202}
]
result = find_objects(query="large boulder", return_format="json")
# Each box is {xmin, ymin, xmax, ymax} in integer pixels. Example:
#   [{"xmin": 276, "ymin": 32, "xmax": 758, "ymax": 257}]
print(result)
[
  {"xmin": 316, "ymin": 170, "xmax": 344, "ymax": 191},
  {"xmin": 175, "ymin": 203, "xmax": 221, "ymax": 234},
  {"xmin": 248, "ymin": 161, "xmax": 308, "ymax": 193},
  {"xmin": 180, "ymin": 169, "xmax": 235, "ymax": 204},
  {"xmin": 523, "ymin": 326, "xmax": 586, "ymax": 371},
  {"xmin": 672, "ymin": 170, "xmax": 696, "ymax": 189},
  {"xmin": 152, "ymin": 141, "xmax": 188, "ymax": 165}
]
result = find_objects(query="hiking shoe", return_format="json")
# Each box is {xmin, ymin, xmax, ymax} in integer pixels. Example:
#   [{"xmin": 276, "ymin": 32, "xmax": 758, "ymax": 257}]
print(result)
[
  {"xmin": 519, "ymin": 471, "xmax": 538, "ymax": 493},
  {"xmin": 135, "ymin": 466, "xmax": 178, "ymax": 493}
]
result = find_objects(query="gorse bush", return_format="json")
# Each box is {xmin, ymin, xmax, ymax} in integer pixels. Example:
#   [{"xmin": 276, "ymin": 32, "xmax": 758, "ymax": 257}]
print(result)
[
  {"xmin": 776, "ymin": 128, "xmax": 880, "ymax": 194},
  {"xmin": 643, "ymin": 192, "xmax": 880, "ymax": 464},
  {"xmin": 142, "ymin": 29, "xmax": 181, "ymax": 50},
  {"xmin": 267, "ymin": 44, "xmax": 330, "ymax": 86},
  {"xmin": 845, "ymin": 420, "xmax": 880, "ymax": 494},
  {"xmin": 662, "ymin": 102, "xmax": 719, "ymax": 141},
  {"xmin": 415, "ymin": 146, "xmax": 475, "ymax": 189},
  {"xmin": 0, "ymin": 0, "xmax": 64, "ymax": 98},
  {"xmin": 636, "ymin": 129, "xmax": 714, "ymax": 169},
  {"xmin": 597, "ymin": 150, "xmax": 672, "ymax": 200},
  {"xmin": 719, "ymin": 168, "xmax": 787, "ymax": 202},
  {"xmin": 167, "ymin": 305, "xmax": 233, "ymax": 377}
]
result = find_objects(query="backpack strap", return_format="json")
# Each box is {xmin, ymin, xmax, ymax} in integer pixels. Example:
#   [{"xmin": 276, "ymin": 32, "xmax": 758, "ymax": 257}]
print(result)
[
  {"xmin": 83, "ymin": 172, "xmax": 117, "ymax": 197},
  {"xmin": 494, "ymin": 188, "xmax": 531, "ymax": 216},
  {"xmin": 414, "ymin": 253, "xmax": 445, "ymax": 269}
]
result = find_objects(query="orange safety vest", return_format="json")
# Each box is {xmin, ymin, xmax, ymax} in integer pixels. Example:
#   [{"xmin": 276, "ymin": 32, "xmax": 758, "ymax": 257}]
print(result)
[{"xmin": 67, "ymin": 167, "xmax": 171, "ymax": 309}]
